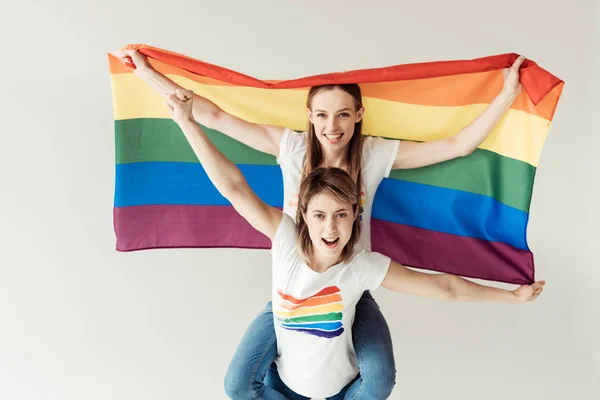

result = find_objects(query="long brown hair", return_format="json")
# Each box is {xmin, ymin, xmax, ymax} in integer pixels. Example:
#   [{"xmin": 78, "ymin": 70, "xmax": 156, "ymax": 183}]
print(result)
[
  {"xmin": 296, "ymin": 168, "xmax": 361, "ymax": 263},
  {"xmin": 302, "ymin": 84, "xmax": 364, "ymax": 195}
]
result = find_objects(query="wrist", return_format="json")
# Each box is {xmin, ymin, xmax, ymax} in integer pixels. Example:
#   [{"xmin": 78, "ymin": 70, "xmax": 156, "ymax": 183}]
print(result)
[
  {"xmin": 507, "ymin": 289, "xmax": 523, "ymax": 304},
  {"xmin": 177, "ymin": 116, "xmax": 196, "ymax": 128},
  {"xmin": 499, "ymin": 87, "xmax": 518, "ymax": 102},
  {"xmin": 133, "ymin": 64, "xmax": 154, "ymax": 79}
]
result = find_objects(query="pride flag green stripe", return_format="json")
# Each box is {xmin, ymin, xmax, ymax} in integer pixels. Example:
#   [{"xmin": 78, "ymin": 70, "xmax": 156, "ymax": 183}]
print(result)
[
  {"xmin": 115, "ymin": 118, "xmax": 535, "ymax": 212},
  {"xmin": 388, "ymin": 147, "xmax": 536, "ymax": 213},
  {"xmin": 275, "ymin": 312, "xmax": 342, "ymax": 324},
  {"xmin": 115, "ymin": 118, "xmax": 277, "ymax": 165}
]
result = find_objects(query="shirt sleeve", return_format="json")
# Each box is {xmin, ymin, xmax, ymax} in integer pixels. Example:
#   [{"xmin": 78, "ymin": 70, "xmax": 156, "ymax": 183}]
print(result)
[
  {"xmin": 276, "ymin": 127, "xmax": 291, "ymax": 164},
  {"xmin": 276, "ymin": 128, "xmax": 306, "ymax": 165},
  {"xmin": 351, "ymin": 250, "xmax": 392, "ymax": 291},
  {"xmin": 271, "ymin": 214, "xmax": 299, "ymax": 271},
  {"xmin": 362, "ymin": 136, "xmax": 400, "ymax": 179}
]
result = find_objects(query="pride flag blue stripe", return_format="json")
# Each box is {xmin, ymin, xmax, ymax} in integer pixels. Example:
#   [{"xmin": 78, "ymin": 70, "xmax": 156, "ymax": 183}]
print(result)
[
  {"xmin": 115, "ymin": 162, "xmax": 528, "ymax": 250},
  {"xmin": 373, "ymin": 178, "xmax": 529, "ymax": 250},
  {"xmin": 115, "ymin": 162, "xmax": 283, "ymax": 207},
  {"xmin": 280, "ymin": 322, "xmax": 343, "ymax": 331}
]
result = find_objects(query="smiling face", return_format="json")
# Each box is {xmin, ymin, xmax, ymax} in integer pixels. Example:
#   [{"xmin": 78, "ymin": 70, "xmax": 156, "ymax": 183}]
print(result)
[{"xmin": 307, "ymin": 87, "xmax": 364, "ymax": 154}]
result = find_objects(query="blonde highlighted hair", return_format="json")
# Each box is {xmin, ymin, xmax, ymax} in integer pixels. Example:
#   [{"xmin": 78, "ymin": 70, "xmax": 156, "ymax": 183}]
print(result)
[{"xmin": 295, "ymin": 168, "xmax": 361, "ymax": 263}]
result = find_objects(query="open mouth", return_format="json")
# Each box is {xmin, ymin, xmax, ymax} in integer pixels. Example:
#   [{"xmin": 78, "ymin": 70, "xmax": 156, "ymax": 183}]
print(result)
[
  {"xmin": 322, "ymin": 238, "xmax": 340, "ymax": 249},
  {"xmin": 323, "ymin": 133, "xmax": 344, "ymax": 143}
]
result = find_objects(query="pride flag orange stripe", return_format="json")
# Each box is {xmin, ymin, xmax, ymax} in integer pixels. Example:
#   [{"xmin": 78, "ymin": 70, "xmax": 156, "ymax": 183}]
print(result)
[
  {"xmin": 278, "ymin": 293, "xmax": 343, "ymax": 311},
  {"xmin": 277, "ymin": 287, "xmax": 340, "ymax": 304},
  {"xmin": 109, "ymin": 45, "xmax": 561, "ymax": 120},
  {"xmin": 109, "ymin": 55, "xmax": 554, "ymax": 121}
]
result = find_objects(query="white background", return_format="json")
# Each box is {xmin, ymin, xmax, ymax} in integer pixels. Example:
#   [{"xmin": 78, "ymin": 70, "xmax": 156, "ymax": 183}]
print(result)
[{"xmin": 0, "ymin": 0, "xmax": 598, "ymax": 399}]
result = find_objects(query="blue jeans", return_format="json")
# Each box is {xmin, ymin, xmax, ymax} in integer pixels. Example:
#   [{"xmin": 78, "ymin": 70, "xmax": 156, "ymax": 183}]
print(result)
[{"xmin": 224, "ymin": 291, "xmax": 396, "ymax": 399}]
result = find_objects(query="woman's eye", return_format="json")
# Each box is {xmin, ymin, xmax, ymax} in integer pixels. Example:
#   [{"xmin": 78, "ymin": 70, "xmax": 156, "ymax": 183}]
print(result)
[
  {"xmin": 336, "ymin": 213, "xmax": 347, "ymax": 218},
  {"xmin": 316, "ymin": 113, "xmax": 326, "ymax": 118},
  {"xmin": 314, "ymin": 214, "xmax": 324, "ymax": 219},
  {"xmin": 339, "ymin": 112, "xmax": 350, "ymax": 118}
]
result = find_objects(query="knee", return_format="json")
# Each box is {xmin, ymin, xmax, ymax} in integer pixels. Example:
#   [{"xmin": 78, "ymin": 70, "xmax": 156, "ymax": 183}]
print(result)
[
  {"xmin": 224, "ymin": 363, "xmax": 253, "ymax": 400},
  {"xmin": 359, "ymin": 370, "xmax": 396, "ymax": 399},
  {"xmin": 377, "ymin": 367, "xmax": 397, "ymax": 397},
  {"xmin": 359, "ymin": 356, "xmax": 396, "ymax": 398}
]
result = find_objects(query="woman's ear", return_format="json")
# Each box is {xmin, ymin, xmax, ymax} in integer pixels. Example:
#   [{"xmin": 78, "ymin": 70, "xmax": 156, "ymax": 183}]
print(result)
[
  {"xmin": 355, "ymin": 107, "xmax": 364, "ymax": 123},
  {"xmin": 307, "ymin": 107, "xmax": 313, "ymax": 124},
  {"xmin": 300, "ymin": 208, "xmax": 308, "ymax": 223}
]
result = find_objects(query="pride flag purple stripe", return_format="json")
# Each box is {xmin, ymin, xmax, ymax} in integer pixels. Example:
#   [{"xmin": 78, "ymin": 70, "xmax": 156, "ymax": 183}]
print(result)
[
  {"xmin": 371, "ymin": 219, "xmax": 534, "ymax": 284},
  {"xmin": 114, "ymin": 205, "xmax": 272, "ymax": 251},
  {"xmin": 115, "ymin": 204, "xmax": 534, "ymax": 284},
  {"xmin": 292, "ymin": 327, "xmax": 345, "ymax": 338}
]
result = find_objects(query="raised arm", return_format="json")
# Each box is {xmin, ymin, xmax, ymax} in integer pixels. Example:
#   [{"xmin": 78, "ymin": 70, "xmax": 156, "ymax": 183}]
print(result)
[
  {"xmin": 165, "ymin": 89, "xmax": 282, "ymax": 240},
  {"xmin": 381, "ymin": 260, "xmax": 545, "ymax": 303},
  {"xmin": 392, "ymin": 56, "xmax": 525, "ymax": 170},
  {"xmin": 120, "ymin": 49, "xmax": 284, "ymax": 157}
]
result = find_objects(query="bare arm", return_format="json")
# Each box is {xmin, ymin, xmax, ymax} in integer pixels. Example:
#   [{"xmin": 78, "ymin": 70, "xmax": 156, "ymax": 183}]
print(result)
[
  {"xmin": 166, "ymin": 89, "xmax": 282, "ymax": 240},
  {"xmin": 122, "ymin": 49, "xmax": 284, "ymax": 157},
  {"xmin": 392, "ymin": 56, "xmax": 525, "ymax": 170},
  {"xmin": 381, "ymin": 260, "xmax": 545, "ymax": 303}
]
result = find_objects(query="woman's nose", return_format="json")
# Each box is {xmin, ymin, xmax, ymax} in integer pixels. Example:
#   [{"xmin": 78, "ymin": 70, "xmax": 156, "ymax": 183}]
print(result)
[
  {"xmin": 325, "ymin": 217, "xmax": 338, "ymax": 234},
  {"xmin": 326, "ymin": 117, "xmax": 337, "ymax": 131}
]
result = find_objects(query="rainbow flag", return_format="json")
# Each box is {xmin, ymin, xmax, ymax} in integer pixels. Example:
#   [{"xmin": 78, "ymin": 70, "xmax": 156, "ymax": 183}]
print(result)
[
  {"xmin": 108, "ymin": 44, "xmax": 563, "ymax": 285},
  {"xmin": 274, "ymin": 286, "xmax": 345, "ymax": 339}
]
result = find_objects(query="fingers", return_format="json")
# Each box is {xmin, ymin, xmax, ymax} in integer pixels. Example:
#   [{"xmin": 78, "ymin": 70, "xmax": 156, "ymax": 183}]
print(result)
[
  {"xmin": 165, "ymin": 90, "xmax": 193, "ymax": 114},
  {"xmin": 502, "ymin": 55, "xmax": 526, "ymax": 82},
  {"xmin": 122, "ymin": 49, "xmax": 136, "ymax": 62},
  {"xmin": 529, "ymin": 280, "xmax": 545, "ymax": 301},
  {"xmin": 175, "ymin": 89, "xmax": 193, "ymax": 101},
  {"xmin": 113, "ymin": 49, "xmax": 136, "ymax": 68},
  {"xmin": 531, "ymin": 280, "xmax": 546, "ymax": 290},
  {"xmin": 511, "ymin": 55, "xmax": 526, "ymax": 70},
  {"xmin": 121, "ymin": 49, "xmax": 146, "ymax": 67},
  {"xmin": 123, "ymin": 49, "xmax": 143, "ymax": 59}
]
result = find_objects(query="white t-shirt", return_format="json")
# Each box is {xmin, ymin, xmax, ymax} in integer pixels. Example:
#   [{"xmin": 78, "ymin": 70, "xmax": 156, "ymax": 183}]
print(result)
[
  {"xmin": 277, "ymin": 128, "xmax": 400, "ymax": 251},
  {"xmin": 271, "ymin": 214, "xmax": 391, "ymax": 398}
]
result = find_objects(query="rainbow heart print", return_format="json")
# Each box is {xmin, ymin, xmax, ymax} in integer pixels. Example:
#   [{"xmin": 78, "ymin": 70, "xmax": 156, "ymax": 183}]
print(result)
[{"xmin": 274, "ymin": 286, "xmax": 345, "ymax": 339}]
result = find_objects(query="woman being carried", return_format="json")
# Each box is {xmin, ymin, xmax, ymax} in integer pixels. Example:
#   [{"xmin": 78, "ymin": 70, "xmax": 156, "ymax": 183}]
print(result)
[{"xmin": 162, "ymin": 88, "xmax": 544, "ymax": 400}]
